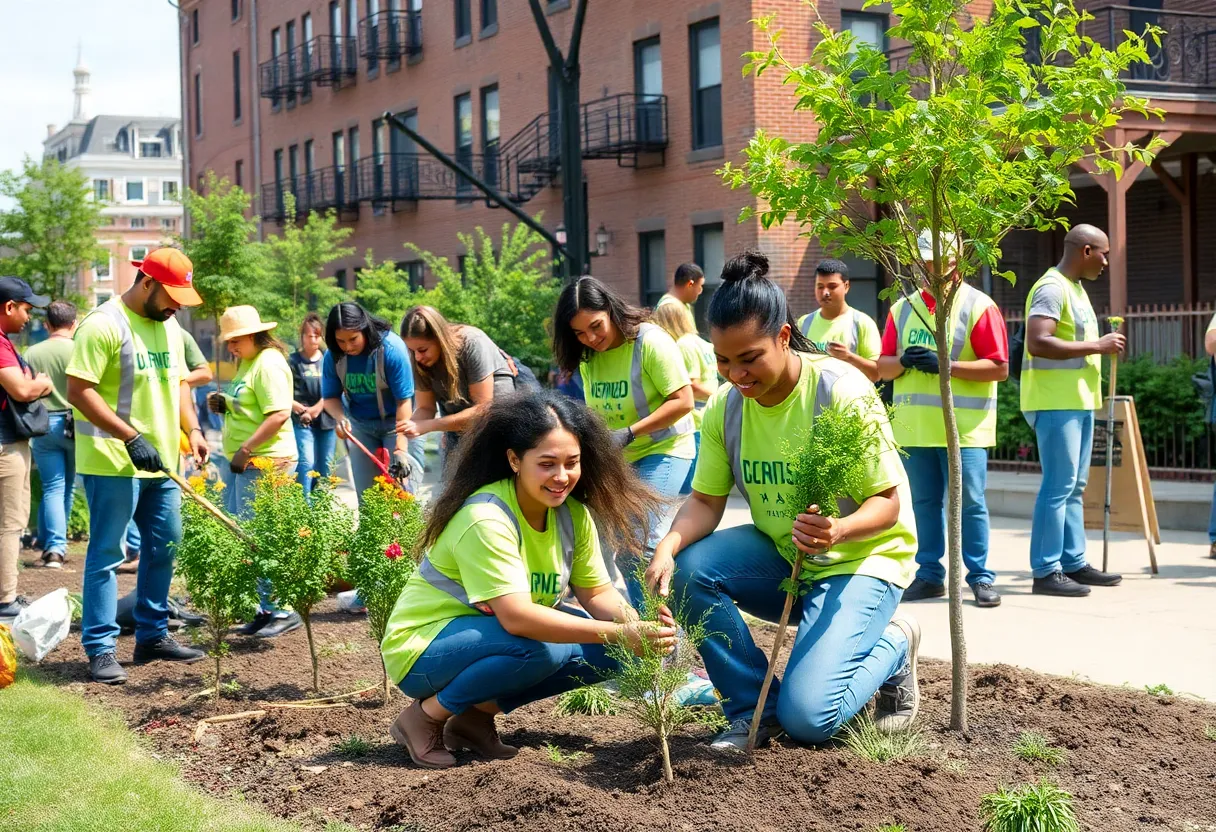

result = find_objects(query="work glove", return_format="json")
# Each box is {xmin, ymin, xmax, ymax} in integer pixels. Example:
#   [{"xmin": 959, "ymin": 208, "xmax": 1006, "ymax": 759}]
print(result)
[
  {"xmin": 900, "ymin": 345, "xmax": 940, "ymax": 375},
  {"xmin": 613, "ymin": 426, "xmax": 635, "ymax": 449},
  {"xmin": 206, "ymin": 391, "xmax": 228, "ymax": 415},
  {"xmin": 390, "ymin": 449, "xmax": 424, "ymax": 493},
  {"xmin": 125, "ymin": 433, "xmax": 165, "ymax": 474}
]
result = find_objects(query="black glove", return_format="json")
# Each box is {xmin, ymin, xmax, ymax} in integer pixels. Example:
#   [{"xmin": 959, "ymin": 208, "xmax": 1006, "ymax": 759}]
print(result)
[
  {"xmin": 206, "ymin": 391, "xmax": 228, "ymax": 415},
  {"xmin": 613, "ymin": 427, "xmax": 635, "ymax": 449},
  {"xmin": 391, "ymin": 450, "xmax": 423, "ymax": 491},
  {"xmin": 900, "ymin": 346, "xmax": 940, "ymax": 375},
  {"xmin": 125, "ymin": 433, "xmax": 164, "ymax": 473}
]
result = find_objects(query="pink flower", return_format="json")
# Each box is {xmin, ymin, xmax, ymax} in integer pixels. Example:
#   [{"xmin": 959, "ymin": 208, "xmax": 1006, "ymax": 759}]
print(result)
[
  {"xmin": 392, "ymin": 513, "xmax": 401, "ymax": 521},
  {"xmin": 385, "ymin": 542, "xmax": 403, "ymax": 560}
]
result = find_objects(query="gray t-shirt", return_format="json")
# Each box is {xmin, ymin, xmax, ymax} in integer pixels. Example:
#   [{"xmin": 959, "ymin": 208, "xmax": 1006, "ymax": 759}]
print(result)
[
  {"xmin": 1027, "ymin": 279, "xmax": 1067, "ymax": 321},
  {"xmin": 431, "ymin": 326, "xmax": 515, "ymax": 417}
]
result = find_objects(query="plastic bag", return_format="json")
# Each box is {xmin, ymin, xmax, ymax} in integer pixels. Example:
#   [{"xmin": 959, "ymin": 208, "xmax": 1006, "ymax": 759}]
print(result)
[
  {"xmin": 11, "ymin": 588, "xmax": 72, "ymax": 662},
  {"xmin": 0, "ymin": 624, "xmax": 16, "ymax": 689}
]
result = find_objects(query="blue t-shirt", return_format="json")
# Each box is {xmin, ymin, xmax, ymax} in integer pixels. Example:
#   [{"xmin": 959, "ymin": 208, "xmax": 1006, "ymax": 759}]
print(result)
[{"xmin": 321, "ymin": 331, "xmax": 416, "ymax": 422}]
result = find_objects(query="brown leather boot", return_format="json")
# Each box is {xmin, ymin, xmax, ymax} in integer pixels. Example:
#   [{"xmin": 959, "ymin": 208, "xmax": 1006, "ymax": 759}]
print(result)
[
  {"xmin": 443, "ymin": 707, "xmax": 518, "ymax": 760},
  {"xmin": 390, "ymin": 700, "xmax": 456, "ymax": 769}
]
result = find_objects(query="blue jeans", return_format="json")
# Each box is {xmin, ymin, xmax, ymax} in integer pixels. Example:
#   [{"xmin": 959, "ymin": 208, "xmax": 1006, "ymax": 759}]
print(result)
[
  {"xmin": 347, "ymin": 417, "xmax": 413, "ymax": 499},
  {"xmin": 1208, "ymin": 480, "xmax": 1216, "ymax": 544},
  {"xmin": 679, "ymin": 432, "xmax": 701, "ymax": 496},
  {"xmin": 671, "ymin": 524, "xmax": 907, "ymax": 743},
  {"xmin": 294, "ymin": 421, "xmax": 336, "ymax": 499},
  {"xmin": 397, "ymin": 612, "xmax": 620, "ymax": 714},
  {"xmin": 31, "ymin": 412, "xmax": 75, "ymax": 555},
  {"xmin": 620, "ymin": 453, "xmax": 693, "ymax": 606},
  {"xmin": 81, "ymin": 475, "xmax": 182, "ymax": 656},
  {"xmin": 902, "ymin": 446, "xmax": 995, "ymax": 586},
  {"xmin": 1027, "ymin": 410, "xmax": 1093, "ymax": 578}
]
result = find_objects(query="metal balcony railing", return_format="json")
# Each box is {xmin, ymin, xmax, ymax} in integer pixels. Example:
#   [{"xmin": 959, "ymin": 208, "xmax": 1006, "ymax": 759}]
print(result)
[
  {"xmin": 299, "ymin": 35, "xmax": 358, "ymax": 87},
  {"xmin": 580, "ymin": 93, "xmax": 669, "ymax": 162},
  {"xmin": 258, "ymin": 53, "xmax": 296, "ymax": 103},
  {"xmin": 360, "ymin": 10, "xmax": 423, "ymax": 64},
  {"xmin": 260, "ymin": 165, "xmax": 359, "ymax": 222}
]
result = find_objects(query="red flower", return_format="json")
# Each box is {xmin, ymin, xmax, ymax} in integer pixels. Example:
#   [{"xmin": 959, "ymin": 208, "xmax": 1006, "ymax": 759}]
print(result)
[{"xmin": 385, "ymin": 542, "xmax": 404, "ymax": 560}]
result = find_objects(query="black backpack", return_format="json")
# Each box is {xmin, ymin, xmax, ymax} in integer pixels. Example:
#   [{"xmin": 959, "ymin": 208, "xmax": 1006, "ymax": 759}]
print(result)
[{"xmin": 1008, "ymin": 324, "xmax": 1026, "ymax": 383}]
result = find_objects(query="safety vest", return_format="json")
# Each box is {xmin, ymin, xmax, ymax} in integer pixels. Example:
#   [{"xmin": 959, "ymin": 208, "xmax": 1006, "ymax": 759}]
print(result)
[
  {"xmin": 800, "ymin": 309, "xmax": 862, "ymax": 352},
  {"xmin": 891, "ymin": 284, "xmax": 998, "ymax": 448},
  {"xmin": 1019, "ymin": 269, "xmax": 1102, "ymax": 412},
  {"xmin": 722, "ymin": 359, "xmax": 858, "ymax": 515},
  {"xmin": 418, "ymin": 493, "xmax": 576, "ymax": 615},
  {"xmin": 335, "ymin": 345, "xmax": 390, "ymax": 420},
  {"xmin": 633, "ymin": 323, "xmax": 695, "ymax": 441}
]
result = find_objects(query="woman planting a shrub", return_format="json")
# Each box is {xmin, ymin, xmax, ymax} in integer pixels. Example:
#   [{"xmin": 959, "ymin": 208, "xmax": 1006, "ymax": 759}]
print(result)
[
  {"xmin": 397, "ymin": 305, "xmax": 517, "ymax": 465},
  {"xmin": 319, "ymin": 302, "xmax": 418, "ymax": 496},
  {"xmin": 551, "ymin": 277, "xmax": 696, "ymax": 606},
  {"xmin": 646, "ymin": 251, "xmax": 921, "ymax": 752},
  {"xmin": 652, "ymin": 302, "xmax": 719, "ymax": 495},
  {"xmin": 380, "ymin": 390, "xmax": 677, "ymax": 769},
  {"xmin": 206, "ymin": 306, "xmax": 302, "ymax": 639}
]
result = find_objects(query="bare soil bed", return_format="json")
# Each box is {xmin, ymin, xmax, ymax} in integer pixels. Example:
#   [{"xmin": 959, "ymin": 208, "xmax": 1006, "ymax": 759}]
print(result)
[{"xmin": 17, "ymin": 551, "xmax": 1216, "ymax": 832}]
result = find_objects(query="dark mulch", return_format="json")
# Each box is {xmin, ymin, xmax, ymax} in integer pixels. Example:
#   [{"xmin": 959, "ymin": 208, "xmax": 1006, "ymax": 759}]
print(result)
[{"xmin": 16, "ymin": 550, "xmax": 1216, "ymax": 831}]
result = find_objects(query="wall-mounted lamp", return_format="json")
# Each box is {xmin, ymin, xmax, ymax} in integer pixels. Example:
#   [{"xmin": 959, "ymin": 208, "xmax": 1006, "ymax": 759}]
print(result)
[{"xmin": 594, "ymin": 223, "xmax": 611, "ymax": 257}]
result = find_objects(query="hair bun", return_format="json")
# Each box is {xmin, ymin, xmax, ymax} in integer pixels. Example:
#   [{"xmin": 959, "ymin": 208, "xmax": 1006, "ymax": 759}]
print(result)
[{"xmin": 720, "ymin": 249, "xmax": 769, "ymax": 283}]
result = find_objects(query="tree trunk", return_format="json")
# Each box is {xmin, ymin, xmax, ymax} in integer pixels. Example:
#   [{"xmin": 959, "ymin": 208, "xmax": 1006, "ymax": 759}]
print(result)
[
  {"xmin": 214, "ymin": 649, "xmax": 223, "ymax": 709},
  {"xmin": 302, "ymin": 611, "xmax": 320, "ymax": 693},
  {"xmin": 934, "ymin": 295, "xmax": 968, "ymax": 734},
  {"xmin": 659, "ymin": 728, "xmax": 673, "ymax": 783}
]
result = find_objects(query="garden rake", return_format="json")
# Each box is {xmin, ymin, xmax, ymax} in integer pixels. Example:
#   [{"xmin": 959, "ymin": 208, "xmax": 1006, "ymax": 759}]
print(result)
[{"xmin": 161, "ymin": 466, "xmax": 253, "ymax": 545}]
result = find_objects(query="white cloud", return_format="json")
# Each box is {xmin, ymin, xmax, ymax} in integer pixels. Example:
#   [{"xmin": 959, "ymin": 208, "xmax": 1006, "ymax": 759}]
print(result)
[{"xmin": 0, "ymin": 0, "xmax": 181, "ymax": 176}]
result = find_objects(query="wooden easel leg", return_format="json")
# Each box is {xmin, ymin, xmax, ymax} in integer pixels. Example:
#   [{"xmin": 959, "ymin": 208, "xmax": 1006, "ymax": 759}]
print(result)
[{"xmin": 1121, "ymin": 399, "xmax": 1158, "ymax": 575}]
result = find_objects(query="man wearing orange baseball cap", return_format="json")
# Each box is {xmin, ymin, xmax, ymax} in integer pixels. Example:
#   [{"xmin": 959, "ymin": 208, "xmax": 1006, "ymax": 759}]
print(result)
[{"xmin": 66, "ymin": 247, "xmax": 211, "ymax": 684}]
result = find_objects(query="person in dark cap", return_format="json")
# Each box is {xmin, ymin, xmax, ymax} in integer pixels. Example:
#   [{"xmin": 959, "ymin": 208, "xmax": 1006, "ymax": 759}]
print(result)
[{"xmin": 0, "ymin": 277, "xmax": 53, "ymax": 617}]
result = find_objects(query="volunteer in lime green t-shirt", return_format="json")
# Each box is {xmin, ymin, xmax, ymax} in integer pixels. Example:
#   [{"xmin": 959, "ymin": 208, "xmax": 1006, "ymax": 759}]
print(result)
[
  {"xmin": 381, "ymin": 390, "xmax": 675, "ymax": 769},
  {"xmin": 795, "ymin": 259, "xmax": 882, "ymax": 383},
  {"xmin": 646, "ymin": 250, "xmax": 920, "ymax": 753},
  {"xmin": 653, "ymin": 301, "xmax": 719, "ymax": 496},
  {"xmin": 66, "ymin": 247, "xmax": 210, "ymax": 685},
  {"xmin": 551, "ymin": 276, "xmax": 695, "ymax": 607},
  {"xmin": 655, "ymin": 261, "xmax": 705, "ymax": 331},
  {"xmin": 205, "ymin": 305, "xmax": 301, "ymax": 638}
]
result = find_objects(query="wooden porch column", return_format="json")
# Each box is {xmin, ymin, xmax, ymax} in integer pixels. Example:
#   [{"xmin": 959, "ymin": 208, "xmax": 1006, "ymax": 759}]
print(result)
[
  {"xmin": 1106, "ymin": 175, "xmax": 1127, "ymax": 313},
  {"xmin": 1182, "ymin": 153, "xmax": 1199, "ymax": 305}
]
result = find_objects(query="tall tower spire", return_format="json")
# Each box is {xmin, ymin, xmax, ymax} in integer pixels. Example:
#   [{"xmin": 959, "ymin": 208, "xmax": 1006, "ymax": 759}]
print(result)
[{"xmin": 72, "ymin": 43, "xmax": 90, "ymax": 122}]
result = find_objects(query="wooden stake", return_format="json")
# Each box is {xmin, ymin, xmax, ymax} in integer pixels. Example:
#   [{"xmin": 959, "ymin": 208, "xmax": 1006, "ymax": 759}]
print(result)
[
  {"xmin": 163, "ymin": 468, "xmax": 252, "ymax": 543},
  {"xmin": 1102, "ymin": 355, "xmax": 1118, "ymax": 573},
  {"xmin": 746, "ymin": 550, "xmax": 805, "ymax": 753}
]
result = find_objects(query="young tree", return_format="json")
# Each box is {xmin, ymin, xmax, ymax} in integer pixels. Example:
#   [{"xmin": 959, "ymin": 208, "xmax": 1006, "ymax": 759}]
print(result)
[
  {"xmin": 721, "ymin": 0, "xmax": 1159, "ymax": 732},
  {"xmin": 258, "ymin": 193, "xmax": 354, "ymax": 337},
  {"xmin": 406, "ymin": 221, "xmax": 559, "ymax": 371},
  {"xmin": 0, "ymin": 156, "xmax": 105, "ymax": 303}
]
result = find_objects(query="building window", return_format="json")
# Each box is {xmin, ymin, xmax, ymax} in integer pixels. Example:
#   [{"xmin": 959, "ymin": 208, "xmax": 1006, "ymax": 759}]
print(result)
[
  {"xmin": 348, "ymin": 126, "xmax": 360, "ymax": 173},
  {"xmin": 274, "ymin": 148, "xmax": 284, "ymax": 188},
  {"xmin": 163, "ymin": 180, "xmax": 179, "ymax": 201},
  {"xmin": 289, "ymin": 144, "xmax": 300, "ymax": 191},
  {"xmin": 454, "ymin": 92, "xmax": 473, "ymax": 197},
  {"xmin": 690, "ymin": 18, "xmax": 722, "ymax": 150},
  {"xmin": 639, "ymin": 230, "xmax": 667, "ymax": 307},
  {"xmin": 140, "ymin": 142, "xmax": 162, "ymax": 158},
  {"xmin": 193, "ymin": 73, "xmax": 203, "ymax": 136},
  {"xmin": 840, "ymin": 11, "xmax": 887, "ymax": 52},
  {"xmin": 94, "ymin": 179, "xmax": 110, "ymax": 201},
  {"xmin": 481, "ymin": 85, "xmax": 499, "ymax": 187},
  {"xmin": 405, "ymin": 261, "xmax": 424, "ymax": 290},
  {"xmin": 365, "ymin": 0, "xmax": 379, "ymax": 74},
  {"xmin": 692, "ymin": 223, "xmax": 725, "ymax": 329},
  {"xmin": 95, "ymin": 257, "xmax": 111, "ymax": 278},
  {"xmin": 162, "ymin": 218, "xmax": 176, "ymax": 231},
  {"xmin": 126, "ymin": 179, "xmax": 144, "ymax": 201},
  {"xmin": 634, "ymin": 37, "xmax": 662, "ymax": 143},
  {"xmin": 232, "ymin": 50, "xmax": 242, "ymax": 120},
  {"xmin": 130, "ymin": 246, "xmax": 149, "ymax": 262},
  {"xmin": 480, "ymin": 0, "xmax": 497, "ymax": 32},
  {"xmin": 130, "ymin": 217, "xmax": 146, "ymax": 229},
  {"xmin": 231, "ymin": 0, "xmax": 240, "ymax": 21},
  {"xmin": 332, "ymin": 132, "xmax": 346, "ymax": 169},
  {"xmin": 302, "ymin": 13, "xmax": 314, "ymax": 97},
  {"xmin": 455, "ymin": 0, "xmax": 472, "ymax": 41},
  {"xmin": 191, "ymin": 8, "xmax": 199, "ymax": 44},
  {"xmin": 235, "ymin": 159, "xmax": 244, "ymax": 187}
]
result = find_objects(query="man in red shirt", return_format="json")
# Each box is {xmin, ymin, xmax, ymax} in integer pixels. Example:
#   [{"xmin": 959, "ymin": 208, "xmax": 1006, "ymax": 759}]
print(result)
[
  {"xmin": 877, "ymin": 234, "xmax": 1009, "ymax": 608},
  {"xmin": 0, "ymin": 277, "xmax": 53, "ymax": 617}
]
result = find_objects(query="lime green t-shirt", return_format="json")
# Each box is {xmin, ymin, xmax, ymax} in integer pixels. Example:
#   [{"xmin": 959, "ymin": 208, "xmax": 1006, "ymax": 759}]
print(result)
[
  {"xmin": 221, "ymin": 347, "xmax": 296, "ymax": 459},
  {"xmin": 796, "ymin": 308, "xmax": 883, "ymax": 360},
  {"xmin": 657, "ymin": 292, "xmax": 696, "ymax": 326},
  {"xmin": 580, "ymin": 328, "xmax": 696, "ymax": 463},
  {"xmin": 691, "ymin": 353, "xmax": 917, "ymax": 588},
  {"xmin": 181, "ymin": 329, "xmax": 208, "ymax": 371},
  {"xmin": 676, "ymin": 332, "xmax": 719, "ymax": 431},
  {"xmin": 24, "ymin": 336, "xmax": 75, "ymax": 412},
  {"xmin": 381, "ymin": 479, "xmax": 611, "ymax": 684},
  {"xmin": 67, "ymin": 299, "xmax": 184, "ymax": 479}
]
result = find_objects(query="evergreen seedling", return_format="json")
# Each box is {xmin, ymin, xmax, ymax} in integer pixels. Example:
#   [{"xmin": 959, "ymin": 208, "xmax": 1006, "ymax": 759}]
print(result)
[
  {"xmin": 748, "ymin": 398, "xmax": 889, "ymax": 751},
  {"xmin": 1013, "ymin": 731, "xmax": 1064, "ymax": 766},
  {"xmin": 841, "ymin": 712, "xmax": 925, "ymax": 763},
  {"xmin": 600, "ymin": 564, "xmax": 711, "ymax": 783},
  {"xmin": 245, "ymin": 462, "xmax": 353, "ymax": 692},
  {"xmin": 173, "ymin": 475, "xmax": 260, "ymax": 705},
  {"xmin": 554, "ymin": 684, "xmax": 618, "ymax": 717},
  {"xmin": 347, "ymin": 475, "xmax": 423, "ymax": 701},
  {"xmin": 980, "ymin": 780, "xmax": 1080, "ymax": 832}
]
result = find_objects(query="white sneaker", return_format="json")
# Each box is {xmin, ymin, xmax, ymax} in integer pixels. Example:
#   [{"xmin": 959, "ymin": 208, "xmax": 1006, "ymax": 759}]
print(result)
[{"xmin": 336, "ymin": 589, "xmax": 367, "ymax": 615}]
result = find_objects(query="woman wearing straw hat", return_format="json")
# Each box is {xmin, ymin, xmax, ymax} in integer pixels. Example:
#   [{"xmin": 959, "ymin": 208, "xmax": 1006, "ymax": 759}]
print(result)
[{"xmin": 206, "ymin": 305, "xmax": 302, "ymax": 638}]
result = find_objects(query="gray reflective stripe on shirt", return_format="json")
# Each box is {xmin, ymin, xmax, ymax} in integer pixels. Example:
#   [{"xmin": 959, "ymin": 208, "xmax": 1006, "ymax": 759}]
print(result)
[
  {"xmin": 632, "ymin": 323, "xmax": 694, "ymax": 442},
  {"xmin": 418, "ymin": 492, "xmax": 576, "ymax": 612},
  {"xmin": 800, "ymin": 310, "xmax": 861, "ymax": 352},
  {"xmin": 894, "ymin": 286, "xmax": 980, "ymax": 362},
  {"xmin": 335, "ymin": 345, "xmax": 389, "ymax": 420},
  {"xmin": 723, "ymin": 362, "xmax": 843, "ymax": 509},
  {"xmin": 894, "ymin": 392, "xmax": 997, "ymax": 411},
  {"xmin": 75, "ymin": 302, "xmax": 136, "ymax": 439},
  {"xmin": 1025, "ymin": 355, "xmax": 1088, "ymax": 370}
]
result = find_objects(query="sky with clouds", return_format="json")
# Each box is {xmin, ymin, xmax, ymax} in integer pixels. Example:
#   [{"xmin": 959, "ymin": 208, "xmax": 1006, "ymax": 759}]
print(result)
[{"xmin": 0, "ymin": 0, "xmax": 182, "ymax": 179}]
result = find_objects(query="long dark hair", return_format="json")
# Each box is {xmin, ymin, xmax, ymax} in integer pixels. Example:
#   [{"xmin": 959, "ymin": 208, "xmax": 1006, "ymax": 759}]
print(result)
[
  {"xmin": 552, "ymin": 276, "xmax": 649, "ymax": 372},
  {"xmin": 420, "ymin": 390, "xmax": 662, "ymax": 557},
  {"xmin": 709, "ymin": 250, "xmax": 820, "ymax": 354},
  {"xmin": 325, "ymin": 301, "xmax": 391, "ymax": 356}
]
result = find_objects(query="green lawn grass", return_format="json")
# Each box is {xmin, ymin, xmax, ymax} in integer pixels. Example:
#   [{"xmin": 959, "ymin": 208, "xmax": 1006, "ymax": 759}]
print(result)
[{"xmin": 0, "ymin": 669, "xmax": 298, "ymax": 832}]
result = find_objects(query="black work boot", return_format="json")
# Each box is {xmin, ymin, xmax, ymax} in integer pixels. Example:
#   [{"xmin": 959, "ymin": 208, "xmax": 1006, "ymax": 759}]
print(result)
[
  {"xmin": 89, "ymin": 652, "xmax": 128, "ymax": 685},
  {"xmin": 133, "ymin": 635, "xmax": 205, "ymax": 664},
  {"xmin": 900, "ymin": 577, "xmax": 945, "ymax": 602},
  {"xmin": 1032, "ymin": 572, "xmax": 1090, "ymax": 597}
]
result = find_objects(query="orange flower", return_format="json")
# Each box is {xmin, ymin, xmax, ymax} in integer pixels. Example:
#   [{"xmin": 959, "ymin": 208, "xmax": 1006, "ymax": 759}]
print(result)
[{"xmin": 298, "ymin": 527, "xmax": 312, "ymax": 538}]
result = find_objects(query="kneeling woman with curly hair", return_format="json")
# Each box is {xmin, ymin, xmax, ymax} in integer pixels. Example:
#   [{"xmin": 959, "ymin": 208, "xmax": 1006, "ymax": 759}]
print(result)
[{"xmin": 381, "ymin": 390, "xmax": 677, "ymax": 769}]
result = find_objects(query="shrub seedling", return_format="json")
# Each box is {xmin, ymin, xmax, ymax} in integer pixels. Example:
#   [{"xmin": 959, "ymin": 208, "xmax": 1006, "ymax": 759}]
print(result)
[
  {"xmin": 173, "ymin": 475, "xmax": 260, "ymax": 706},
  {"xmin": 1013, "ymin": 731, "xmax": 1064, "ymax": 766},
  {"xmin": 542, "ymin": 742, "xmax": 590, "ymax": 766},
  {"xmin": 599, "ymin": 563, "xmax": 712, "ymax": 782},
  {"xmin": 748, "ymin": 397, "xmax": 889, "ymax": 752},
  {"xmin": 980, "ymin": 779, "xmax": 1080, "ymax": 832},
  {"xmin": 1144, "ymin": 682, "xmax": 1174, "ymax": 697},
  {"xmin": 335, "ymin": 735, "xmax": 373, "ymax": 758},
  {"xmin": 347, "ymin": 476, "xmax": 423, "ymax": 701},
  {"xmin": 554, "ymin": 684, "xmax": 619, "ymax": 717},
  {"xmin": 245, "ymin": 462, "xmax": 353, "ymax": 692},
  {"xmin": 841, "ymin": 712, "xmax": 925, "ymax": 763},
  {"xmin": 1203, "ymin": 724, "xmax": 1216, "ymax": 742}
]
